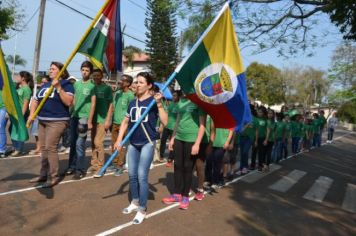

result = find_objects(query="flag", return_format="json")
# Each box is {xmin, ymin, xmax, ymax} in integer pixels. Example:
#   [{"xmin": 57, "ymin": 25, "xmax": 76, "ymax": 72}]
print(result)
[
  {"xmin": 0, "ymin": 45, "xmax": 29, "ymax": 141},
  {"xmin": 174, "ymin": 2, "xmax": 251, "ymax": 130},
  {"xmin": 78, "ymin": 0, "xmax": 122, "ymax": 72}
]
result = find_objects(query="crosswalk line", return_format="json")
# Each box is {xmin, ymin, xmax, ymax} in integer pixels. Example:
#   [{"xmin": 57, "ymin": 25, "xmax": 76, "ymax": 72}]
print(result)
[
  {"xmin": 303, "ymin": 176, "xmax": 333, "ymax": 203},
  {"xmin": 269, "ymin": 170, "xmax": 306, "ymax": 193},
  {"xmin": 342, "ymin": 183, "xmax": 356, "ymax": 213},
  {"xmin": 241, "ymin": 164, "xmax": 281, "ymax": 183}
]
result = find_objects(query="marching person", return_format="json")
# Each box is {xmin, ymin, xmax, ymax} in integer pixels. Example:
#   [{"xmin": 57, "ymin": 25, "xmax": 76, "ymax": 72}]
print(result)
[
  {"xmin": 28, "ymin": 62, "xmax": 74, "ymax": 188},
  {"xmin": 114, "ymin": 72, "xmax": 167, "ymax": 224}
]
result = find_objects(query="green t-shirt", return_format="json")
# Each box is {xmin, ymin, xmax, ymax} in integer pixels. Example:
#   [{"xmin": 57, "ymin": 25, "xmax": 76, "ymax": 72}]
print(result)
[
  {"xmin": 17, "ymin": 85, "xmax": 32, "ymax": 107},
  {"xmin": 312, "ymin": 118, "xmax": 321, "ymax": 133},
  {"xmin": 166, "ymin": 101, "xmax": 179, "ymax": 130},
  {"xmin": 285, "ymin": 121, "xmax": 291, "ymax": 138},
  {"xmin": 297, "ymin": 122, "xmax": 305, "ymax": 138},
  {"xmin": 290, "ymin": 121, "xmax": 302, "ymax": 137},
  {"xmin": 319, "ymin": 116, "xmax": 326, "ymax": 129},
  {"xmin": 267, "ymin": 120, "xmax": 276, "ymax": 142},
  {"xmin": 213, "ymin": 128, "xmax": 230, "ymax": 148},
  {"xmin": 93, "ymin": 83, "xmax": 113, "ymax": 124},
  {"xmin": 175, "ymin": 98, "xmax": 207, "ymax": 143},
  {"xmin": 256, "ymin": 117, "xmax": 267, "ymax": 138},
  {"xmin": 72, "ymin": 80, "xmax": 96, "ymax": 118},
  {"xmin": 0, "ymin": 90, "xmax": 4, "ymax": 109},
  {"xmin": 112, "ymin": 90, "xmax": 135, "ymax": 124},
  {"xmin": 241, "ymin": 116, "xmax": 258, "ymax": 141},
  {"xmin": 275, "ymin": 121, "xmax": 285, "ymax": 139}
]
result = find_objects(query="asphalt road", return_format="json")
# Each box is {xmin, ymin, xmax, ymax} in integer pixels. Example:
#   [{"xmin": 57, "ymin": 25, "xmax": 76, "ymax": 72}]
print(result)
[{"xmin": 0, "ymin": 129, "xmax": 355, "ymax": 236}]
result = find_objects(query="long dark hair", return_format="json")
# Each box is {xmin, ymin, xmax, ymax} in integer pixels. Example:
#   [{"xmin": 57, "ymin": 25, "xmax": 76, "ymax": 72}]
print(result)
[
  {"xmin": 19, "ymin": 71, "xmax": 34, "ymax": 91},
  {"xmin": 51, "ymin": 61, "xmax": 69, "ymax": 79}
]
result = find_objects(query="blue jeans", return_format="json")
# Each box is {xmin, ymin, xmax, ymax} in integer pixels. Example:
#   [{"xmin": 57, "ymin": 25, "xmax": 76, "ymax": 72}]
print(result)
[
  {"xmin": 239, "ymin": 136, "xmax": 252, "ymax": 170},
  {"xmin": 313, "ymin": 133, "xmax": 320, "ymax": 147},
  {"xmin": 205, "ymin": 147, "xmax": 224, "ymax": 184},
  {"xmin": 127, "ymin": 142, "xmax": 155, "ymax": 211},
  {"xmin": 272, "ymin": 138, "xmax": 283, "ymax": 162},
  {"xmin": 292, "ymin": 137, "xmax": 300, "ymax": 154},
  {"xmin": 0, "ymin": 108, "xmax": 8, "ymax": 153},
  {"xmin": 68, "ymin": 117, "xmax": 87, "ymax": 172},
  {"xmin": 327, "ymin": 128, "xmax": 334, "ymax": 141}
]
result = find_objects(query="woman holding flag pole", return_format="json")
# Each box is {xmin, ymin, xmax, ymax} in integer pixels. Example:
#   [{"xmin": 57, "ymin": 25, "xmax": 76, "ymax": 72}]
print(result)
[{"xmin": 114, "ymin": 72, "xmax": 167, "ymax": 224}]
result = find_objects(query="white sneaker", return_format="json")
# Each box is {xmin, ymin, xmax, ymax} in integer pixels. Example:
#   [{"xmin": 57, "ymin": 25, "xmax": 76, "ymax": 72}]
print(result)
[
  {"xmin": 122, "ymin": 202, "xmax": 139, "ymax": 214},
  {"xmin": 132, "ymin": 210, "xmax": 146, "ymax": 224},
  {"xmin": 150, "ymin": 163, "xmax": 154, "ymax": 169},
  {"xmin": 64, "ymin": 147, "xmax": 70, "ymax": 154}
]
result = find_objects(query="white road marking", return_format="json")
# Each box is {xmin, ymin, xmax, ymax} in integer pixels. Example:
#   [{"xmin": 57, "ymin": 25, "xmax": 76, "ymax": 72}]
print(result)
[
  {"xmin": 342, "ymin": 183, "xmax": 356, "ymax": 213},
  {"xmin": 269, "ymin": 170, "xmax": 307, "ymax": 193},
  {"xmin": 241, "ymin": 164, "xmax": 281, "ymax": 183},
  {"xmin": 303, "ymin": 176, "xmax": 333, "ymax": 203}
]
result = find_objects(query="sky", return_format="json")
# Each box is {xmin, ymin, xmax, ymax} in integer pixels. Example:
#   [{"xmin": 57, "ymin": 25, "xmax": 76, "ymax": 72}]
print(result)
[{"xmin": 1, "ymin": 0, "xmax": 344, "ymax": 78}]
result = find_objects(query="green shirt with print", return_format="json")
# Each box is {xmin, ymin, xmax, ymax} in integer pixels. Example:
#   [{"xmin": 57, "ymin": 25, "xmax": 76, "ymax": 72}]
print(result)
[
  {"xmin": 112, "ymin": 90, "xmax": 135, "ymax": 124},
  {"xmin": 256, "ymin": 117, "xmax": 267, "ymax": 138},
  {"xmin": 297, "ymin": 122, "xmax": 305, "ymax": 138},
  {"xmin": 175, "ymin": 98, "xmax": 207, "ymax": 143},
  {"xmin": 72, "ymin": 80, "xmax": 96, "ymax": 119},
  {"xmin": 275, "ymin": 121, "xmax": 285, "ymax": 139},
  {"xmin": 17, "ymin": 85, "xmax": 32, "ymax": 107},
  {"xmin": 0, "ymin": 90, "xmax": 4, "ymax": 109},
  {"xmin": 94, "ymin": 83, "xmax": 113, "ymax": 124},
  {"xmin": 319, "ymin": 116, "xmax": 326, "ymax": 129},
  {"xmin": 241, "ymin": 116, "xmax": 258, "ymax": 141},
  {"xmin": 166, "ymin": 101, "xmax": 179, "ymax": 130}
]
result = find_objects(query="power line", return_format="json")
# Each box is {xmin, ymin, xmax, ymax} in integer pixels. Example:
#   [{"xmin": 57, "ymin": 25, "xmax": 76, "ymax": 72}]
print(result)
[
  {"xmin": 8, "ymin": 6, "xmax": 40, "ymax": 39},
  {"xmin": 49, "ymin": 0, "xmax": 146, "ymax": 44}
]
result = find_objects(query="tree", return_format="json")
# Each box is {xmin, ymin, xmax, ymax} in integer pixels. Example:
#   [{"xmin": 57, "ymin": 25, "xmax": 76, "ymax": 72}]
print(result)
[
  {"xmin": 246, "ymin": 62, "xmax": 285, "ymax": 105},
  {"xmin": 122, "ymin": 45, "xmax": 142, "ymax": 69},
  {"xmin": 282, "ymin": 66, "xmax": 328, "ymax": 106},
  {"xmin": 176, "ymin": 0, "xmax": 356, "ymax": 56},
  {"xmin": 5, "ymin": 54, "xmax": 26, "ymax": 67},
  {"xmin": 0, "ymin": 0, "xmax": 24, "ymax": 40},
  {"xmin": 328, "ymin": 41, "xmax": 356, "ymax": 89},
  {"xmin": 145, "ymin": 0, "xmax": 178, "ymax": 81}
]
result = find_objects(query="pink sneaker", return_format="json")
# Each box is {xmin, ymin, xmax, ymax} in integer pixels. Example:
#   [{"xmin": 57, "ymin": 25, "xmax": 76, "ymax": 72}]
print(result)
[
  {"xmin": 179, "ymin": 196, "xmax": 190, "ymax": 210},
  {"xmin": 194, "ymin": 191, "xmax": 205, "ymax": 201},
  {"xmin": 162, "ymin": 194, "xmax": 182, "ymax": 204}
]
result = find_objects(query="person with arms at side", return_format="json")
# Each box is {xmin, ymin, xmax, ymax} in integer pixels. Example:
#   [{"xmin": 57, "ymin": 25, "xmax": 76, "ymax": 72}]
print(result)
[
  {"xmin": 90, "ymin": 69, "xmax": 113, "ymax": 178},
  {"xmin": 108, "ymin": 74, "xmax": 135, "ymax": 176},
  {"xmin": 327, "ymin": 112, "xmax": 338, "ymax": 143},
  {"xmin": 66, "ymin": 61, "xmax": 96, "ymax": 178}
]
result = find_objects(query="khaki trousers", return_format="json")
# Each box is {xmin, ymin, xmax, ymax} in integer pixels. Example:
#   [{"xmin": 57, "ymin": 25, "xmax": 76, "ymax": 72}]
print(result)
[
  {"xmin": 111, "ymin": 123, "xmax": 127, "ymax": 167},
  {"xmin": 38, "ymin": 120, "xmax": 68, "ymax": 178},
  {"xmin": 91, "ymin": 123, "xmax": 106, "ymax": 169}
]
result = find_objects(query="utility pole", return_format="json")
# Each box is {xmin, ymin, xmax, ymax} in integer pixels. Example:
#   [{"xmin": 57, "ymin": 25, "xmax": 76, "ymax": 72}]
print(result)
[{"xmin": 32, "ymin": 0, "xmax": 46, "ymax": 95}]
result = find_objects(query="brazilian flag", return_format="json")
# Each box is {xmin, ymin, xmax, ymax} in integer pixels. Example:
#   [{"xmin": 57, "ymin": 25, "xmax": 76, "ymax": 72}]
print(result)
[{"xmin": 0, "ymin": 44, "xmax": 29, "ymax": 141}]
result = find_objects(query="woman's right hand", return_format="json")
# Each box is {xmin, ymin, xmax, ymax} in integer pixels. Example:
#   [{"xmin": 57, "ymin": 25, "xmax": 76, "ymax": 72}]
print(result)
[
  {"xmin": 26, "ymin": 118, "xmax": 33, "ymax": 128},
  {"xmin": 114, "ymin": 140, "xmax": 123, "ymax": 152},
  {"xmin": 168, "ymin": 138, "xmax": 175, "ymax": 151}
]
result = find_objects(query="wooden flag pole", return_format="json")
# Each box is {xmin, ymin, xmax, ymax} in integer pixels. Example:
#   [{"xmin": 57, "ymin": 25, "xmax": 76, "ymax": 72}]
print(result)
[{"xmin": 27, "ymin": 0, "xmax": 112, "ymax": 127}]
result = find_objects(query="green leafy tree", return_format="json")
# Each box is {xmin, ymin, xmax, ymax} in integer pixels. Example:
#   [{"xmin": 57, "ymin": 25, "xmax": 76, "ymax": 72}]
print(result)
[
  {"xmin": 246, "ymin": 62, "xmax": 285, "ymax": 105},
  {"xmin": 176, "ymin": 0, "xmax": 356, "ymax": 56},
  {"xmin": 5, "ymin": 54, "xmax": 26, "ymax": 67},
  {"xmin": 145, "ymin": 0, "xmax": 178, "ymax": 81},
  {"xmin": 0, "ymin": 0, "xmax": 24, "ymax": 40}
]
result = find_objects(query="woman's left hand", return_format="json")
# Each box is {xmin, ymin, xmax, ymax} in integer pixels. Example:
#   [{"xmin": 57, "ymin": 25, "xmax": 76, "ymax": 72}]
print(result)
[
  {"xmin": 52, "ymin": 79, "xmax": 61, "ymax": 90},
  {"xmin": 191, "ymin": 143, "xmax": 200, "ymax": 155},
  {"xmin": 154, "ymin": 92, "xmax": 163, "ymax": 104}
]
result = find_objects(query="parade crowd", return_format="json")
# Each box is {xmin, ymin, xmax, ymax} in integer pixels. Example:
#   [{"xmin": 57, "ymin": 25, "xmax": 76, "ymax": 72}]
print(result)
[{"xmin": 0, "ymin": 61, "xmax": 339, "ymax": 224}]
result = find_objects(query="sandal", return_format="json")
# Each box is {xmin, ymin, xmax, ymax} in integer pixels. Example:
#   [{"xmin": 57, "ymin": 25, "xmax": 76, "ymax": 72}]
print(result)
[
  {"xmin": 132, "ymin": 210, "xmax": 146, "ymax": 224},
  {"xmin": 122, "ymin": 202, "xmax": 139, "ymax": 214}
]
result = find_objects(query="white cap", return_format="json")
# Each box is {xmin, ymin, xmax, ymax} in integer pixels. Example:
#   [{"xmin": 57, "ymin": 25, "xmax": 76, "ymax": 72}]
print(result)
[{"xmin": 67, "ymin": 75, "xmax": 79, "ymax": 82}]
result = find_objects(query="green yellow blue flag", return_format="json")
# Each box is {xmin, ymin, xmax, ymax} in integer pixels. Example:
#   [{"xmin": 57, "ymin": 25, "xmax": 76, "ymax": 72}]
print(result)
[
  {"xmin": 174, "ymin": 2, "xmax": 251, "ymax": 130},
  {"xmin": 0, "ymin": 44, "xmax": 29, "ymax": 141}
]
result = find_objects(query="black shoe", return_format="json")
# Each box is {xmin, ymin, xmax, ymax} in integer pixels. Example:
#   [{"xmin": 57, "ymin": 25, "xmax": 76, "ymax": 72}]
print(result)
[
  {"xmin": 72, "ymin": 171, "xmax": 85, "ymax": 180},
  {"xmin": 42, "ymin": 178, "xmax": 59, "ymax": 188},
  {"xmin": 29, "ymin": 176, "xmax": 47, "ymax": 183},
  {"xmin": 65, "ymin": 168, "xmax": 74, "ymax": 175}
]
